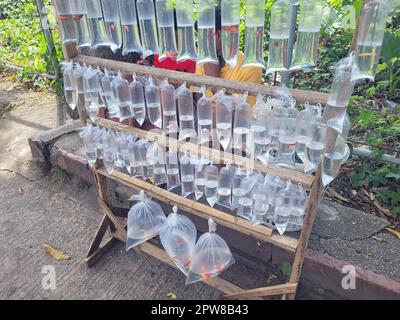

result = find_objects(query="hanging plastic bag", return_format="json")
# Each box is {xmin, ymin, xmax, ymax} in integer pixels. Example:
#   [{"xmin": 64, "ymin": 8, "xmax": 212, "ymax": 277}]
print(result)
[
  {"xmin": 266, "ymin": 0, "xmax": 292, "ymax": 74},
  {"xmin": 221, "ymin": 0, "xmax": 241, "ymax": 67},
  {"xmin": 127, "ymin": 136, "xmax": 145, "ymax": 178},
  {"xmin": 233, "ymin": 92, "xmax": 252, "ymax": 156},
  {"xmin": 54, "ymin": 0, "xmax": 77, "ymax": 45},
  {"xmin": 180, "ymin": 153, "xmax": 195, "ymax": 198},
  {"xmin": 216, "ymin": 165, "xmax": 233, "ymax": 209},
  {"xmin": 251, "ymin": 94, "xmax": 271, "ymax": 164},
  {"xmin": 165, "ymin": 150, "xmax": 181, "ymax": 191},
  {"xmin": 145, "ymin": 77, "xmax": 162, "ymax": 129},
  {"xmin": 102, "ymin": 130, "xmax": 116, "ymax": 174},
  {"xmin": 176, "ymin": 0, "xmax": 198, "ymax": 62},
  {"xmin": 205, "ymin": 164, "xmax": 219, "ymax": 207},
  {"xmin": 126, "ymin": 190, "xmax": 167, "ymax": 250},
  {"xmin": 252, "ymin": 182, "xmax": 269, "ymax": 225},
  {"xmin": 137, "ymin": 0, "xmax": 160, "ymax": 58},
  {"xmin": 288, "ymin": 183, "xmax": 307, "ymax": 230},
  {"xmin": 303, "ymin": 122, "xmax": 326, "ymax": 173},
  {"xmin": 160, "ymin": 79, "xmax": 179, "ymax": 136},
  {"xmin": 231, "ymin": 167, "xmax": 247, "ymax": 210},
  {"xmin": 216, "ymin": 91, "xmax": 233, "ymax": 151},
  {"xmin": 93, "ymin": 126, "xmax": 106, "ymax": 160},
  {"xmin": 101, "ymin": 0, "xmax": 122, "ymax": 52},
  {"xmin": 274, "ymin": 180, "xmax": 295, "ymax": 235},
  {"xmin": 83, "ymin": 65, "xmax": 101, "ymax": 121},
  {"xmin": 129, "ymin": 73, "xmax": 146, "ymax": 126},
  {"xmin": 100, "ymin": 69, "xmax": 119, "ymax": 119},
  {"xmin": 63, "ymin": 61, "xmax": 77, "ymax": 111},
  {"xmin": 264, "ymin": 174, "xmax": 286, "ymax": 222},
  {"xmin": 194, "ymin": 162, "xmax": 208, "ymax": 200},
  {"xmin": 155, "ymin": 0, "xmax": 178, "ymax": 61},
  {"xmin": 71, "ymin": 0, "xmax": 91, "ymax": 48},
  {"xmin": 352, "ymin": 0, "xmax": 393, "ymax": 82},
  {"xmin": 236, "ymin": 173, "xmax": 258, "ymax": 221},
  {"xmin": 177, "ymin": 83, "xmax": 197, "ymax": 141},
  {"xmin": 84, "ymin": 0, "xmax": 111, "ymax": 49},
  {"xmin": 160, "ymin": 206, "xmax": 197, "ymax": 275},
  {"xmin": 197, "ymin": 86, "xmax": 213, "ymax": 146},
  {"xmin": 243, "ymin": 0, "xmax": 266, "ymax": 69},
  {"xmin": 295, "ymin": 102, "xmax": 318, "ymax": 162},
  {"xmin": 78, "ymin": 124, "xmax": 97, "ymax": 167},
  {"xmin": 112, "ymin": 72, "xmax": 133, "ymax": 121},
  {"xmin": 186, "ymin": 218, "xmax": 235, "ymax": 285},
  {"xmin": 197, "ymin": 0, "xmax": 219, "ymax": 65},
  {"xmin": 119, "ymin": 0, "xmax": 143, "ymax": 56},
  {"xmin": 147, "ymin": 142, "xmax": 168, "ymax": 185},
  {"xmin": 290, "ymin": 0, "xmax": 324, "ymax": 70}
]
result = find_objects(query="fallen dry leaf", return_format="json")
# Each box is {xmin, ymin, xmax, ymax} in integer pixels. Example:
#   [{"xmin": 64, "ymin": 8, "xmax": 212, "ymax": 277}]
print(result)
[
  {"xmin": 327, "ymin": 188, "xmax": 351, "ymax": 203},
  {"xmin": 385, "ymin": 228, "xmax": 400, "ymax": 239},
  {"xmin": 43, "ymin": 244, "xmax": 71, "ymax": 261},
  {"xmin": 166, "ymin": 292, "xmax": 177, "ymax": 300}
]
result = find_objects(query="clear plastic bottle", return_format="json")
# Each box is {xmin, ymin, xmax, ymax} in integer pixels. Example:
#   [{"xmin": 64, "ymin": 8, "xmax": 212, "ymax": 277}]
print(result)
[
  {"xmin": 155, "ymin": 0, "xmax": 178, "ymax": 61},
  {"xmin": 216, "ymin": 92, "xmax": 233, "ymax": 151},
  {"xmin": 129, "ymin": 74, "xmax": 146, "ymax": 126},
  {"xmin": 71, "ymin": 0, "xmax": 91, "ymax": 48},
  {"xmin": 137, "ymin": 0, "xmax": 159, "ymax": 58},
  {"xmin": 233, "ymin": 92, "xmax": 252, "ymax": 156},
  {"xmin": 243, "ymin": 0, "xmax": 266, "ymax": 69},
  {"xmin": 266, "ymin": 0, "xmax": 292, "ymax": 74},
  {"xmin": 63, "ymin": 62, "xmax": 77, "ymax": 111},
  {"xmin": 217, "ymin": 165, "xmax": 233, "ymax": 209},
  {"xmin": 165, "ymin": 150, "xmax": 181, "ymax": 191},
  {"xmin": 180, "ymin": 153, "xmax": 195, "ymax": 197},
  {"xmin": 290, "ymin": 0, "xmax": 324, "ymax": 70},
  {"xmin": 119, "ymin": 0, "xmax": 143, "ymax": 56},
  {"xmin": 197, "ymin": 0, "xmax": 219, "ymax": 65},
  {"xmin": 177, "ymin": 83, "xmax": 197, "ymax": 141},
  {"xmin": 197, "ymin": 86, "xmax": 213, "ymax": 146},
  {"xmin": 54, "ymin": 0, "xmax": 77, "ymax": 45},
  {"xmin": 112, "ymin": 72, "xmax": 133, "ymax": 121},
  {"xmin": 84, "ymin": 0, "xmax": 111, "ymax": 49},
  {"xmin": 221, "ymin": 0, "xmax": 241, "ymax": 67},
  {"xmin": 145, "ymin": 77, "xmax": 162, "ymax": 129},
  {"xmin": 160, "ymin": 79, "xmax": 179, "ymax": 136},
  {"xmin": 353, "ymin": 0, "xmax": 392, "ymax": 82},
  {"xmin": 176, "ymin": 0, "xmax": 197, "ymax": 62},
  {"xmin": 205, "ymin": 164, "xmax": 219, "ymax": 207},
  {"xmin": 101, "ymin": 0, "xmax": 122, "ymax": 52},
  {"xmin": 321, "ymin": 55, "xmax": 354, "ymax": 133}
]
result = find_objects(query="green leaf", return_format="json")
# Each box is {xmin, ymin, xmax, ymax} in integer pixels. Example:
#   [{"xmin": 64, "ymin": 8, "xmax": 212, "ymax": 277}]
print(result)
[
  {"xmin": 352, "ymin": 174, "xmax": 365, "ymax": 188},
  {"xmin": 386, "ymin": 172, "xmax": 400, "ymax": 180}
]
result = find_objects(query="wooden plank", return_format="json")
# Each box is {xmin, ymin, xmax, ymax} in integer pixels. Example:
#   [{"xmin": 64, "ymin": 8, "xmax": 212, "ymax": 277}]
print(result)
[
  {"xmin": 224, "ymin": 283, "xmax": 297, "ymax": 299},
  {"xmin": 287, "ymin": 164, "xmax": 325, "ymax": 300},
  {"xmin": 139, "ymin": 242, "xmax": 248, "ymax": 297},
  {"xmin": 86, "ymin": 214, "xmax": 112, "ymax": 257},
  {"xmin": 94, "ymin": 118, "xmax": 314, "ymax": 188},
  {"xmin": 96, "ymin": 167, "xmax": 299, "ymax": 253},
  {"xmin": 85, "ymin": 237, "xmax": 119, "ymax": 267},
  {"xmin": 74, "ymin": 55, "xmax": 328, "ymax": 105}
]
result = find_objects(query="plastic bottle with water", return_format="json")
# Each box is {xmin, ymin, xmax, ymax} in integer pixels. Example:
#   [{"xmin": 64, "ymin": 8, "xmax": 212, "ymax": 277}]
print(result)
[
  {"xmin": 119, "ymin": 0, "xmax": 143, "ymax": 56},
  {"xmin": 55, "ymin": 0, "xmax": 77, "ymax": 45},
  {"xmin": 155, "ymin": 0, "xmax": 178, "ymax": 61},
  {"xmin": 101, "ymin": 0, "xmax": 122, "ymax": 52},
  {"xmin": 176, "ymin": 0, "xmax": 197, "ymax": 62},
  {"xmin": 352, "ymin": 0, "xmax": 392, "ymax": 82},
  {"xmin": 180, "ymin": 153, "xmax": 195, "ymax": 198},
  {"xmin": 177, "ymin": 83, "xmax": 197, "ymax": 141},
  {"xmin": 197, "ymin": 86, "xmax": 213, "ymax": 146},
  {"xmin": 290, "ymin": 0, "xmax": 324, "ymax": 70},
  {"xmin": 84, "ymin": 0, "xmax": 110, "ymax": 49},
  {"xmin": 197, "ymin": 0, "xmax": 219, "ymax": 65},
  {"xmin": 137, "ymin": 0, "xmax": 159, "ymax": 58},
  {"xmin": 266, "ymin": 0, "xmax": 292, "ymax": 75},
  {"xmin": 145, "ymin": 77, "xmax": 162, "ymax": 129},
  {"xmin": 70, "ymin": 0, "xmax": 91, "ymax": 48},
  {"xmin": 129, "ymin": 74, "xmax": 146, "ymax": 126},
  {"xmin": 160, "ymin": 79, "xmax": 179, "ymax": 136},
  {"xmin": 221, "ymin": 0, "xmax": 241, "ymax": 67},
  {"xmin": 243, "ymin": 0, "xmax": 266, "ymax": 69}
]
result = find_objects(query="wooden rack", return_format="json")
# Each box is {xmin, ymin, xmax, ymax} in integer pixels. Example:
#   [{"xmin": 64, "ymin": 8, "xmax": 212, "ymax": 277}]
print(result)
[{"xmin": 58, "ymin": 24, "xmax": 327, "ymax": 298}]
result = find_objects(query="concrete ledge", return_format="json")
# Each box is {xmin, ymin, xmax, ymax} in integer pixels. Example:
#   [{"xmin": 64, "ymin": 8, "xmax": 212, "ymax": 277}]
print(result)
[{"xmin": 29, "ymin": 121, "xmax": 400, "ymax": 300}]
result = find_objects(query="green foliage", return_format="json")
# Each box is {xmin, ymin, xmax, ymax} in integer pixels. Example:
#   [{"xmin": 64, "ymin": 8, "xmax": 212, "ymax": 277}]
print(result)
[
  {"xmin": 0, "ymin": 0, "xmax": 62, "ymax": 89},
  {"xmin": 279, "ymin": 262, "xmax": 292, "ymax": 278}
]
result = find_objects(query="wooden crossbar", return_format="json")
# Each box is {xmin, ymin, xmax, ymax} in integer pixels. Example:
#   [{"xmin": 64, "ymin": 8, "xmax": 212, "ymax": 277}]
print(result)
[
  {"xmin": 74, "ymin": 55, "xmax": 328, "ymax": 105},
  {"xmin": 224, "ymin": 283, "xmax": 298, "ymax": 299},
  {"xmin": 93, "ymin": 118, "xmax": 314, "ymax": 189}
]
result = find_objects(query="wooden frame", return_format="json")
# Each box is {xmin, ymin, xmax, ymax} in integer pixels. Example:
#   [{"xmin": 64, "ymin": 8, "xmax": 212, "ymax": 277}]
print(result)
[{"xmin": 55, "ymin": 19, "xmax": 327, "ymax": 297}]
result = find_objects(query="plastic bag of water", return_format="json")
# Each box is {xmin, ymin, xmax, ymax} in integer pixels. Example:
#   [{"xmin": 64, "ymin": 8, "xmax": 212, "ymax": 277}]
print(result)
[
  {"xmin": 165, "ymin": 150, "xmax": 181, "ymax": 191},
  {"xmin": 137, "ymin": 0, "xmax": 159, "ymax": 58},
  {"xmin": 233, "ymin": 92, "xmax": 253, "ymax": 156},
  {"xmin": 101, "ymin": 0, "xmax": 122, "ymax": 52},
  {"xmin": 221, "ymin": 0, "xmax": 241, "ymax": 67},
  {"xmin": 243, "ymin": 0, "xmax": 266, "ymax": 69},
  {"xmin": 145, "ymin": 77, "xmax": 162, "ymax": 129},
  {"xmin": 295, "ymin": 102, "xmax": 318, "ymax": 162},
  {"xmin": 274, "ymin": 180, "xmax": 296, "ymax": 235},
  {"xmin": 111, "ymin": 72, "xmax": 133, "ymax": 121},
  {"xmin": 197, "ymin": 86, "xmax": 213, "ymax": 146},
  {"xmin": 54, "ymin": 0, "xmax": 77, "ymax": 45},
  {"xmin": 180, "ymin": 152, "xmax": 195, "ymax": 198},
  {"xmin": 266, "ymin": 0, "xmax": 292, "ymax": 75},
  {"xmin": 63, "ymin": 61, "xmax": 77, "ymax": 111},
  {"xmin": 205, "ymin": 164, "xmax": 219, "ymax": 207},
  {"xmin": 146, "ymin": 142, "xmax": 167, "ymax": 185},
  {"xmin": 160, "ymin": 206, "xmax": 197, "ymax": 275},
  {"xmin": 251, "ymin": 94, "xmax": 271, "ymax": 164},
  {"xmin": 83, "ymin": 66, "xmax": 101, "ymax": 121},
  {"xmin": 186, "ymin": 218, "xmax": 235, "ymax": 285},
  {"xmin": 160, "ymin": 79, "xmax": 179, "ymax": 136},
  {"xmin": 290, "ymin": 0, "xmax": 324, "ymax": 70},
  {"xmin": 70, "ymin": 0, "xmax": 91, "ymax": 48},
  {"xmin": 176, "ymin": 0, "xmax": 197, "ymax": 62},
  {"xmin": 197, "ymin": 0, "xmax": 219, "ymax": 65},
  {"xmin": 236, "ymin": 174, "xmax": 258, "ymax": 221},
  {"xmin": 177, "ymin": 83, "xmax": 197, "ymax": 141},
  {"xmin": 288, "ymin": 183, "xmax": 307, "ymax": 230},
  {"xmin": 216, "ymin": 91, "xmax": 233, "ymax": 151},
  {"xmin": 78, "ymin": 124, "xmax": 97, "ymax": 167},
  {"xmin": 129, "ymin": 73, "xmax": 146, "ymax": 126},
  {"xmin": 126, "ymin": 190, "xmax": 166, "ymax": 251},
  {"xmin": 119, "ymin": 0, "xmax": 143, "ymax": 55},
  {"xmin": 352, "ymin": 0, "xmax": 393, "ymax": 82},
  {"xmin": 155, "ymin": 0, "xmax": 178, "ymax": 61},
  {"xmin": 216, "ymin": 165, "xmax": 233, "ymax": 209},
  {"xmin": 84, "ymin": 0, "xmax": 111, "ymax": 49}
]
